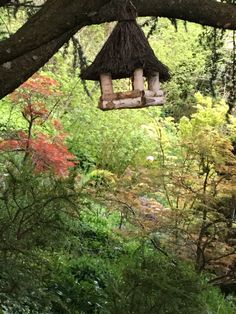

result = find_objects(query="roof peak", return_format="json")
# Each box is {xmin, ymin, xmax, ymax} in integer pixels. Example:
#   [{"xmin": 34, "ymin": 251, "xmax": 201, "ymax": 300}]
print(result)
[
  {"xmin": 80, "ymin": 12, "xmax": 170, "ymax": 82},
  {"xmin": 117, "ymin": 0, "xmax": 137, "ymax": 21}
]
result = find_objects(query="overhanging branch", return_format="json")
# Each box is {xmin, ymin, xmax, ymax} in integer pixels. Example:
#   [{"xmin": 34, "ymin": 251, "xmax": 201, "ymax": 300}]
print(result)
[
  {"xmin": 0, "ymin": 26, "xmax": 80, "ymax": 99},
  {"xmin": 0, "ymin": 0, "xmax": 11, "ymax": 7},
  {"xmin": 0, "ymin": 0, "xmax": 235, "ymax": 99}
]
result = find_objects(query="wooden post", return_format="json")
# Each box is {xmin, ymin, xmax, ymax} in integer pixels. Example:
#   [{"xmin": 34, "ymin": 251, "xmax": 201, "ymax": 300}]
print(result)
[
  {"xmin": 100, "ymin": 73, "xmax": 113, "ymax": 96},
  {"xmin": 133, "ymin": 68, "xmax": 144, "ymax": 91},
  {"xmin": 148, "ymin": 72, "xmax": 160, "ymax": 93}
]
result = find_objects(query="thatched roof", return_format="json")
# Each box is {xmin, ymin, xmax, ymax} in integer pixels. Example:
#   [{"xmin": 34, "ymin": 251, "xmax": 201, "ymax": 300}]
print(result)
[{"xmin": 80, "ymin": 20, "xmax": 170, "ymax": 82}]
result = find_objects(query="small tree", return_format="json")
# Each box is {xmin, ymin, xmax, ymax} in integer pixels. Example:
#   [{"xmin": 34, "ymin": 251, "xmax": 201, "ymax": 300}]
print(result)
[
  {"xmin": 148, "ymin": 94, "xmax": 236, "ymax": 272},
  {"xmin": 0, "ymin": 75, "xmax": 78, "ymax": 310}
]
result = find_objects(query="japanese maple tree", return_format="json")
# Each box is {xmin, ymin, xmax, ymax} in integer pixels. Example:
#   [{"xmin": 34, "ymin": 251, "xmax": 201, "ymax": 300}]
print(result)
[{"xmin": 0, "ymin": 74, "xmax": 76, "ymax": 177}]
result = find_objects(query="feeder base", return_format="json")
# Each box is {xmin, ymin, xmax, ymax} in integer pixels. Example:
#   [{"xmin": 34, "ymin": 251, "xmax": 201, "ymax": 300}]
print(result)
[{"xmin": 99, "ymin": 90, "xmax": 165, "ymax": 110}]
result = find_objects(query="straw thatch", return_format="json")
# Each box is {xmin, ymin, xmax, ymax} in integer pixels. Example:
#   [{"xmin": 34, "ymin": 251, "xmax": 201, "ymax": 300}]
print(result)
[
  {"xmin": 117, "ymin": 0, "xmax": 137, "ymax": 21},
  {"xmin": 80, "ymin": 20, "xmax": 170, "ymax": 82}
]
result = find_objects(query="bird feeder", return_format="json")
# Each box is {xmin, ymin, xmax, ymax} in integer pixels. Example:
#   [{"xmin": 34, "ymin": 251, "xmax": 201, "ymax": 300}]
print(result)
[{"xmin": 80, "ymin": 1, "xmax": 170, "ymax": 111}]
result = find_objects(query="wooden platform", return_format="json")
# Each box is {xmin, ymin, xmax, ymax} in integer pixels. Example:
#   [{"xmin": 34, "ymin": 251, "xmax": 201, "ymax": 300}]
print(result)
[{"xmin": 99, "ymin": 90, "xmax": 165, "ymax": 111}]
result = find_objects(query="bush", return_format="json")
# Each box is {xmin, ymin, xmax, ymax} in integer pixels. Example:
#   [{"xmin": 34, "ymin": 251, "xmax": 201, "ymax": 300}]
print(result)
[{"xmin": 105, "ymin": 250, "xmax": 236, "ymax": 314}]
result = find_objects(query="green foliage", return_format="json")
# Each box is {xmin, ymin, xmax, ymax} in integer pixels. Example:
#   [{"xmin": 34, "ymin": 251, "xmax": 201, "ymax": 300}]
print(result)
[
  {"xmin": 144, "ymin": 94, "xmax": 235, "ymax": 208},
  {"xmin": 0, "ymin": 157, "xmax": 77, "ymax": 312},
  {"xmin": 47, "ymin": 256, "xmax": 110, "ymax": 314},
  {"xmin": 0, "ymin": 97, "xmax": 26, "ymax": 134},
  {"xmin": 149, "ymin": 20, "xmax": 210, "ymax": 120},
  {"xmin": 105, "ymin": 251, "xmax": 235, "ymax": 314},
  {"xmin": 64, "ymin": 99, "xmax": 154, "ymax": 175},
  {"xmin": 0, "ymin": 13, "xmax": 236, "ymax": 314}
]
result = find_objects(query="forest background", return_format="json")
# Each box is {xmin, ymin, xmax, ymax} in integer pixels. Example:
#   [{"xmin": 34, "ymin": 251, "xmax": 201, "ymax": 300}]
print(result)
[{"xmin": 0, "ymin": 1, "xmax": 236, "ymax": 313}]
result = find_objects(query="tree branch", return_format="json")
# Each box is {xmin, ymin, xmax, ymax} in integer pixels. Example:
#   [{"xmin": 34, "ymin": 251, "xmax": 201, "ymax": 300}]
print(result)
[
  {"xmin": 0, "ymin": 0, "xmax": 111, "ymax": 64},
  {"xmin": 0, "ymin": 26, "xmax": 80, "ymax": 98},
  {"xmin": 0, "ymin": 0, "xmax": 235, "ymax": 99},
  {"xmin": 1, "ymin": 0, "xmax": 236, "ymax": 64},
  {"xmin": 0, "ymin": 0, "xmax": 11, "ymax": 7}
]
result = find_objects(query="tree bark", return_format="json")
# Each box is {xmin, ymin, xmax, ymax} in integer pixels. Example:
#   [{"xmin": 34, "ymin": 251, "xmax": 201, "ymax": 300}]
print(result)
[
  {"xmin": 0, "ymin": 0, "xmax": 235, "ymax": 99},
  {"xmin": 0, "ymin": 0, "xmax": 10, "ymax": 7},
  {"xmin": 1, "ymin": 0, "xmax": 236, "ymax": 64},
  {"xmin": 0, "ymin": 27, "xmax": 80, "ymax": 98},
  {"xmin": 0, "ymin": 0, "xmax": 111, "ymax": 64}
]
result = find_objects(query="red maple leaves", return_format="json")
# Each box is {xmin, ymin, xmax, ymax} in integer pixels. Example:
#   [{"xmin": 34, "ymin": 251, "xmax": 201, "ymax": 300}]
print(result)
[
  {"xmin": 31, "ymin": 134, "xmax": 75, "ymax": 176},
  {"xmin": 0, "ymin": 74, "xmax": 77, "ymax": 177},
  {"xmin": 22, "ymin": 102, "xmax": 49, "ymax": 120},
  {"xmin": 13, "ymin": 73, "xmax": 60, "ymax": 98},
  {"xmin": 0, "ymin": 132, "xmax": 75, "ymax": 177}
]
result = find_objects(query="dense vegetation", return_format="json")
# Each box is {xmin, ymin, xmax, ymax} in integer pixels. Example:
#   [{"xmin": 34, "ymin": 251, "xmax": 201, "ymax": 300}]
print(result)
[{"xmin": 0, "ymin": 5, "xmax": 236, "ymax": 313}]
